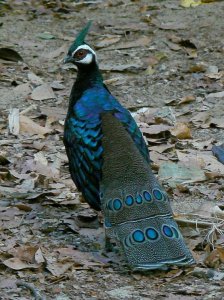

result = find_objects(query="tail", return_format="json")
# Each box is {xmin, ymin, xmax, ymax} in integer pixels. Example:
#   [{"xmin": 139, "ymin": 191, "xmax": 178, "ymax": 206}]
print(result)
[{"xmin": 100, "ymin": 113, "xmax": 195, "ymax": 270}]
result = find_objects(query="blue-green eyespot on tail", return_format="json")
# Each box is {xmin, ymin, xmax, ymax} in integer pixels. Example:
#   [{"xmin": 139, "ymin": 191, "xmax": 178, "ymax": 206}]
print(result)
[{"xmin": 63, "ymin": 22, "xmax": 195, "ymax": 270}]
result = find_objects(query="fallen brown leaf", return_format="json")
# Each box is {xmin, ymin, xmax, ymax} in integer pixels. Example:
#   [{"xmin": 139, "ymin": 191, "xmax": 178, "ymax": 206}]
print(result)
[
  {"xmin": 8, "ymin": 108, "xmax": 20, "ymax": 135},
  {"xmin": 46, "ymin": 260, "xmax": 73, "ymax": 277},
  {"xmin": 20, "ymin": 115, "xmax": 52, "ymax": 136},
  {"xmin": 31, "ymin": 84, "xmax": 55, "ymax": 101},
  {"xmin": 171, "ymin": 122, "xmax": 192, "ymax": 139},
  {"xmin": 177, "ymin": 150, "xmax": 224, "ymax": 175},
  {"xmin": 3, "ymin": 257, "xmax": 39, "ymax": 270},
  {"xmin": 95, "ymin": 35, "xmax": 121, "ymax": 49},
  {"xmin": 107, "ymin": 36, "xmax": 151, "ymax": 50},
  {"xmin": 0, "ymin": 47, "xmax": 23, "ymax": 61},
  {"xmin": 28, "ymin": 72, "xmax": 43, "ymax": 85},
  {"xmin": 141, "ymin": 124, "xmax": 171, "ymax": 137},
  {"xmin": 35, "ymin": 248, "xmax": 45, "ymax": 264},
  {"xmin": 178, "ymin": 95, "xmax": 196, "ymax": 105}
]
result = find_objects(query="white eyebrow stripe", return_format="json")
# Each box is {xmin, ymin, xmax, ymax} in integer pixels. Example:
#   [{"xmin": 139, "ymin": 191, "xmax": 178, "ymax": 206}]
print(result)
[{"xmin": 72, "ymin": 44, "xmax": 96, "ymax": 57}]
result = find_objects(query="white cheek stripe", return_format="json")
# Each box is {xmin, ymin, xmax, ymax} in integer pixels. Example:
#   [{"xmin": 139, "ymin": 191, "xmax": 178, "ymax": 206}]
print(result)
[
  {"xmin": 72, "ymin": 44, "xmax": 97, "ymax": 65},
  {"xmin": 79, "ymin": 53, "xmax": 93, "ymax": 64}
]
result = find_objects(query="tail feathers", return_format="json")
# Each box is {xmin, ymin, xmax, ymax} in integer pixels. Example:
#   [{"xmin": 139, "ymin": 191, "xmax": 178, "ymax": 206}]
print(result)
[
  {"xmin": 105, "ymin": 215, "xmax": 194, "ymax": 271},
  {"xmin": 100, "ymin": 112, "xmax": 195, "ymax": 270}
]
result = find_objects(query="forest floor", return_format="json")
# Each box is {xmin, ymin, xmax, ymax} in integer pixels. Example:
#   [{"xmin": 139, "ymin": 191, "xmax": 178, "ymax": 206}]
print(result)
[{"xmin": 0, "ymin": 0, "xmax": 224, "ymax": 299}]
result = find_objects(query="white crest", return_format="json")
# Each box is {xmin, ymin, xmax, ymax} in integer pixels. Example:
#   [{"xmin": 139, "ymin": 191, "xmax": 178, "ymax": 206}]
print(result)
[{"xmin": 72, "ymin": 44, "xmax": 97, "ymax": 64}]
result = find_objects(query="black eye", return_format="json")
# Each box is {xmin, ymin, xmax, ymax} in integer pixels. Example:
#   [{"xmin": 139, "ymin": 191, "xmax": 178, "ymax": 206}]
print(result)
[{"xmin": 74, "ymin": 49, "xmax": 87, "ymax": 60}]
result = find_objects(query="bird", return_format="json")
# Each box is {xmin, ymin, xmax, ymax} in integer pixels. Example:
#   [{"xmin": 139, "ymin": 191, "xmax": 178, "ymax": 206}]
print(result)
[{"xmin": 63, "ymin": 21, "xmax": 195, "ymax": 270}]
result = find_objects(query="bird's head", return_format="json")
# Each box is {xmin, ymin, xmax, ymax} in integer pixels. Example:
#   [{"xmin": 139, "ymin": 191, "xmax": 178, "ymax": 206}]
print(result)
[{"xmin": 64, "ymin": 21, "xmax": 96, "ymax": 67}]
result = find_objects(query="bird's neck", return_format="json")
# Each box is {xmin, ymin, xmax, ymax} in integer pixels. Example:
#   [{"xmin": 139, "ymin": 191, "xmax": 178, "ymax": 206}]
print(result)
[
  {"xmin": 77, "ymin": 62, "xmax": 103, "ymax": 85},
  {"xmin": 69, "ymin": 62, "xmax": 103, "ymax": 107}
]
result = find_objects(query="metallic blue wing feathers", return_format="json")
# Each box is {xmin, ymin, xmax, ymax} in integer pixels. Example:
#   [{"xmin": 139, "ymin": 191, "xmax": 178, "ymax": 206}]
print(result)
[{"xmin": 64, "ymin": 85, "xmax": 149, "ymax": 210}]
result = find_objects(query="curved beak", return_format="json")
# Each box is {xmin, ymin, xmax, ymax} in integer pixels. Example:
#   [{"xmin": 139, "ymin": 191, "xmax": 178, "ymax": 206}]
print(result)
[{"xmin": 63, "ymin": 55, "xmax": 73, "ymax": 64}]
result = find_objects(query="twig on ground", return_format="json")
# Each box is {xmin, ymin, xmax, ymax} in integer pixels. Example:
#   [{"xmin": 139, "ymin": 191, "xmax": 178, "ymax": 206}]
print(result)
[
  {"xmin": 204, "ymin": 220, "xmax": 224, "ymax": 249},
  {"xmin": 20, "ymin": 104, "xmax": 37, "ymax": 115},
  {"xmin": 174, "ymin": 217, "xmax": 212, "ymax": 228}
]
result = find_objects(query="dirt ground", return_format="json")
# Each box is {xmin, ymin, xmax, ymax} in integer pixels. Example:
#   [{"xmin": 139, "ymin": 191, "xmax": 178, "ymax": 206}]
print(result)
[{"xmin": 0, "ymin": 0, "xmax": 224, "ymax": 299}]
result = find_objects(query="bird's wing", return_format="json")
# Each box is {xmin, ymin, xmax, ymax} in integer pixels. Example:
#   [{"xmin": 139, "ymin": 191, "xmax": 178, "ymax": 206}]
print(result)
[
  {"xmin": 64, "ymin": 116, "xmax": 103, "ymax": 211},
  {"xmin": 64, "ymin": 88, "xmax": 149, "ymax": 210}
]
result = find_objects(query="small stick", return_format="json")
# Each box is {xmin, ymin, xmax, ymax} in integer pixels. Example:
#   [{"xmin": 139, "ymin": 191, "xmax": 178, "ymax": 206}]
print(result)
[
  {"xmin": 20, "ymin": 104, "xmax": 37, "ymax": 115},
  {"xmin": 174, "ymin": 217, "xmax": 212, "ymax": 228},
  {"xmin": 19, "ymin": 214, "xmax": 25, "ymax": 226},
  {"xmin": 16, "ymin": 280, "xmax": 45, "ymax": 300},
  {"xmin": 103, "ymin": 77, "xmax": 122, "ymax": 85},
  {"xmin": 175, "ymin": 212, "xmax": 224, "ymax": 222}
]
